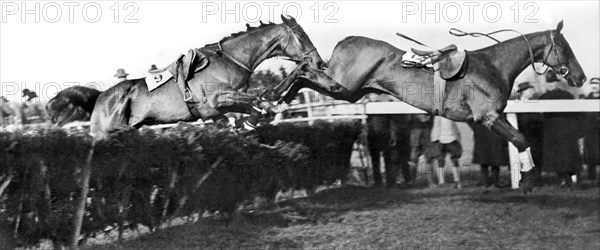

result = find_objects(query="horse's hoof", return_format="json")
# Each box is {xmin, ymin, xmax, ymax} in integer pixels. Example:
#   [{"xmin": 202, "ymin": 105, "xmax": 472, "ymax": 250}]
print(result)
[{"xmin": 520, "ymin": 171, "xmax": 534, "ymax": 194}]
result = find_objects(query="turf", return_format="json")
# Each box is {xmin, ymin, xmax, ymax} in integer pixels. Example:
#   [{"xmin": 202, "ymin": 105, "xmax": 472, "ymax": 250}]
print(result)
[{"xmin": 86, "ymin": 183, "xmax": 599, "ymax": 250}]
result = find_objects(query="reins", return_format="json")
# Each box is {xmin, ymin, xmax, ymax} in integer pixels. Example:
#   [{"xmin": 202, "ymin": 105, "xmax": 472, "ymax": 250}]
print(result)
[
  {"xmin": 448, "ymin": 28, "xmax": 567, "ymax": 76},
  {"xmin": 449, "ymin": 28, "xmax": 544, "ymax": 75},
  {"xmin": 397, "ymin": 27, "xmax": 564, "ymax": 77}
]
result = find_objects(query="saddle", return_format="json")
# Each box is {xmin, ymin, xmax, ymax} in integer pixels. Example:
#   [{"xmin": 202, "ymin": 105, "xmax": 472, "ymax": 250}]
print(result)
[
  {"xmin": 403, "ymin": 44, "xmax": 467, "ymax": 80},
  {"xmin": 411, "ymin": 44, "xmax": 457, "ymax": 57}
]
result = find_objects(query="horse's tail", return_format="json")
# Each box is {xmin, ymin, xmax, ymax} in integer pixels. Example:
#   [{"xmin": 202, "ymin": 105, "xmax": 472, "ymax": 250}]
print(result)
[{"xmin": 46, "ymin": 86, "xmax": 102, "ymax": 127}]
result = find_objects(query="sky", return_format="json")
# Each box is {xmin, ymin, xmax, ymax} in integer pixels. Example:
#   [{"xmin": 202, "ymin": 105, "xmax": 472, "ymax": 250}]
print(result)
[{"xmin": 1, "ymin": 0, "xmax": 599, "ymax": 101}]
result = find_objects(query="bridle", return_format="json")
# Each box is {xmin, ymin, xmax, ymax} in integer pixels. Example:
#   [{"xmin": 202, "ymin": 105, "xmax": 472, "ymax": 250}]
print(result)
[
  {"xmin": 279, "ymin": 23, "xmax": 318, "ymax": 63},
  {"xmin": 541, "ymin": 31, "xmax": 569, "ymax": 77},
  {"xmin": 215, "ymin": 23, "xmax": 317, "ymax": 73},
  {"xmin": 449, "ymin": 28, "xmax": 570, "ymax": 77}
]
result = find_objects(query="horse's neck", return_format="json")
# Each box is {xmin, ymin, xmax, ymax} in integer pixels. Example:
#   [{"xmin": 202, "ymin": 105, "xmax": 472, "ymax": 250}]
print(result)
[
  {"xmin": 221, "ymin": 26, "xmax": 283, "ymax": 71},
  {"xmin": 477, "ymin": 31, "xmax": 550, "ymax": 85}
]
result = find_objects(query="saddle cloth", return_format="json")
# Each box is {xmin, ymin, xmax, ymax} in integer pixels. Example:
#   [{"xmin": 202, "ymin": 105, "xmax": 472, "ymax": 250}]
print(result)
[
  {"xmin": 145, "ymin": 70, "xmax": 173, "ymax": 91},
  {"xmin": 145, "ymin": 49, "xmax": 210, "ymax": 92}
]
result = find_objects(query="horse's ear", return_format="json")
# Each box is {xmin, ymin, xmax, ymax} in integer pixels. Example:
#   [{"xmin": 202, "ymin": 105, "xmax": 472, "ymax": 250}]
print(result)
[
  {"xmin": 280, "ymin": 14, "xmax": 289, "ymax": 24},
  {"xmin": 246, "ymin": 23, "xmax": 251, "ymax": 30},
  {"xmin": 556, "ymin": 20, "xmax": 564, "ymax": 34},
  {"xmin": 280, "ymin": 14, "xmax": 296, "ymax": 24}
]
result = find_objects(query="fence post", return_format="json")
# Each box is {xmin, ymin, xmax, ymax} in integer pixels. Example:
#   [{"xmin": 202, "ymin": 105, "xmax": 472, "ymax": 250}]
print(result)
[
  {"xmin": 506, "ymin": 113, "xmax": 521, "ymax": 189},
  {"xmin": 71, "ymin": 140, "xmax": 95, "ymax": 249}
]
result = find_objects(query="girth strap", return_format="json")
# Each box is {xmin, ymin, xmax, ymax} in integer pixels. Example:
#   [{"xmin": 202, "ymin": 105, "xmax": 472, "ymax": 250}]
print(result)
[
  {"xmin": 174, "ymin": 49, "xmax": 204, "ymax": 118},
  {"xmin": 432, "ymin": 68, "xmax": 446, "ymax": 115}
]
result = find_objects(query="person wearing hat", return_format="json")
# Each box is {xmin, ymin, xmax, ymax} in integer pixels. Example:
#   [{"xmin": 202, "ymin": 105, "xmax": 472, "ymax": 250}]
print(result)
[
  {"xmin": 21, "ymin": 88, "xmax": 48, "ymax": 123},
  {"xmin": 114, "ymin": 68, "xmax": 129, "ymax": 83},
  {"xmin": 586, "ymin": 77, "xmax": 600, "ymax": 99},
  {"xmin": 22, "ymin": 89, "xmax": 38, "ymax": 102},
  {"xmin": 148, "ymin": 64, "xmax": 159, "ymax": 73},
  {"xmin": 515, "ymin": 82, "xmax": 544, "ymax": 186},
  {"xmin": 582, "ymin": 77, "xmax": 599, "ymax": 183}
]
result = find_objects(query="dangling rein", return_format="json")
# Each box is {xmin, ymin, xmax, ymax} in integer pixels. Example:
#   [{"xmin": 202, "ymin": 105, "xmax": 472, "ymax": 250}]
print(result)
[
  {"xmin": 448, "ymin": 28, "xmax": 548, "ymax": 75},
  {"xmin": 396, "ymin": 28, "xmax": 546, "ymax": 75}
]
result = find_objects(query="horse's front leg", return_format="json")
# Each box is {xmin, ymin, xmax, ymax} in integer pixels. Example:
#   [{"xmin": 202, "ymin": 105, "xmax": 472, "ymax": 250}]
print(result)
[
  {"xmin": 276, "ymin": 65, "xmax": 356, "ymax": 104},
  {"xmin": 482, "ymin": 113, "xmax": 535, "ymax": 193},
  {"xmin": 268, "ymin": 61, "xmax": 310, "ymax": 100}
]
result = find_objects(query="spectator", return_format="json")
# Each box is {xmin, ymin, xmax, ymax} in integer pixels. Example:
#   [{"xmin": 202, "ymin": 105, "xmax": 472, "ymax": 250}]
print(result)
[
  {"xmin": 409, "ymin": 114, "xmax": 438, "ymax": 187},
  {"xmin": 582, "ymin": 77, "xmax": 599, "ymax": 183},
  {"xmin": 469, "ymin": 121, "xmax": 509, "ymax": 187},
  {"xmin": 148, "ymin": 64, "xmax": 159, "ymax": 73},
  {"xmin": 430, "ymin": 116, "xmax": 463, "ymax": 188},
  {"xmin": 114, "ymin": 68, "xmax": 129, "ymax": 83},
  {"xmin": 22, "ymin": 89, "xmax": 38, "ymax": 102},
  {"xmin": 539, "ymin": 71, "xmax": 585, "ymax": 188},
  {"xmin": 366, "ymin": 94, "xmax": 411, "ymax": 188},
  {"xmin": 516, "ymin": 82, "xmax": 544, "ymax": 186},
  {"xmin": 22, "ymin": 89, "xmax": 48, "ymax": 123}
]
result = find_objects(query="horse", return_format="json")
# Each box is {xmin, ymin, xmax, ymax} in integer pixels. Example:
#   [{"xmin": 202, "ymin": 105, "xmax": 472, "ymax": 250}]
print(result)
[
  {"xmin": 88, "ymin": 15, "xmax": 324, "ymax": 139},
  {"xmin": 46, "ymin": 86, "xmax": 102, "ymax": 127},
  {"xmin": 0, "ymin": 96, "xmax": 26, "ymax": 127},
  {"xmin": 270, "ymin": 21, "xmax": 586, "ymax": 193}
]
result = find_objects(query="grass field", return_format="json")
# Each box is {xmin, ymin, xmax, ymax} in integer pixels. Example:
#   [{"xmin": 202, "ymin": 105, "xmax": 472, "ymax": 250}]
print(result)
[{"xmin": 86, "ymin": 180, "xmax": 599, "ymax": 250}]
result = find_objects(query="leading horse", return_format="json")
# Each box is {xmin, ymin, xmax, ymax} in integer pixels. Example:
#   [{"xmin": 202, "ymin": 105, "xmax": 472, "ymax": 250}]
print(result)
[
  {"xmin": 271, "ymin": 21, "xmax": 586, "ymax": 193},
  {"xmin": 89, "ymin": 15, "xmax": 324, "ymax": 139}
]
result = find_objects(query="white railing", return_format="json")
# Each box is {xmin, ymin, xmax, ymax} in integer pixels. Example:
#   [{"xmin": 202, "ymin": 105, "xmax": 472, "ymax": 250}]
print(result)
[{"xmin": 294, "ymin": 99, "xmax": 600, "ymax": 189}]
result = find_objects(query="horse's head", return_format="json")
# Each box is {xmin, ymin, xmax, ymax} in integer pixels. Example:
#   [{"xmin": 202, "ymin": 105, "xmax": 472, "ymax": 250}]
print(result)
[
  {"xmin": 544, "ymin": 21, "xmax": 586, "ymax": 87},
  {"xmin": 46, "ymin": 86, "xmax": 100, "ymax": 127},
  {"xmin": 278, "ymin": 15, "xmax": 326, "ymax": 69},
  {"xmin": 47, "ymin": 99, "xmax": 91, "ymax": 127}
]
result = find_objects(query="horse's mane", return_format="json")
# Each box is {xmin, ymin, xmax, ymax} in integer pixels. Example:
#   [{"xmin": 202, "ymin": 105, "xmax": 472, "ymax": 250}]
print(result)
[{"xmin": 204, "ymin": 22, "xmax": 278, "ymax": 48}]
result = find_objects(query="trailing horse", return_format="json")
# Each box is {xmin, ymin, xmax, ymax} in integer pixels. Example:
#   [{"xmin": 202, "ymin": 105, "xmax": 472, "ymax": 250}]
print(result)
[
  {"xmin": 46, "ymin": 86, "xmax": 102, "ymax": 127},
  {"xmin": 89, "ymin": 16, "xmax": 324, "ymax": 139},
  {"xmin": 67, "ymin": 17, "xmax": 325, "ymax": 245},
  {"xmin": 271, "ymin": 21, "xmax": 586, "ymax": 193},
  {"xmin": 0, "ymin": 96, "xmax": 26, "ymax": 127}
]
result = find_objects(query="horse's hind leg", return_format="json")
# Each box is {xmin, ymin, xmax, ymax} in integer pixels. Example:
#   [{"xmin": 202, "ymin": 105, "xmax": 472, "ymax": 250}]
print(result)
[{"xmin": 482, "ymin": 113, "xmax": 535, "ymax": 193}]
